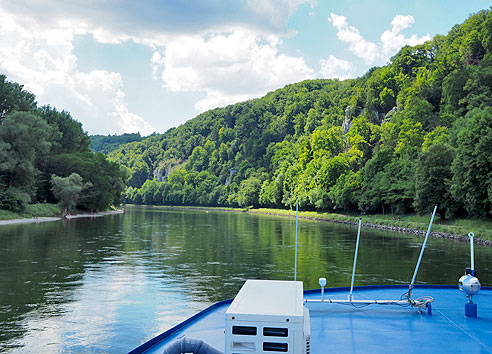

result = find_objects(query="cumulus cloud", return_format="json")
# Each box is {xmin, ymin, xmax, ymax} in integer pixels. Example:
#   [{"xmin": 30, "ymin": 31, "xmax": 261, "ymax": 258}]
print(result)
[
  {"xmin": 328, "ymin": 13, "xmax": 379, "ymax": 64},
  {"xmin": 319, "ymin": 55, "xmax": 355, "ymax": 80},
  {"xmin": 194, "ymin": 90, "xmax": 253, "ymax": 113},
  {"xmin": 329, "ymin": 13, "xmax": 431, "ymax": 65},
  {"xmin": 158, "ymin": 30, "xmax": 314, "ymax": 112},
  {"xmin": 1, "ymin": 0, "xmax": 315, "ymax": 39},
  {"xmin": 0, "ymin": 0, "xmax": 319, "ymax": 131},
  {"xmin": 380, "ymin": 15, "xmax": 431, "ymax": 55},
  {"xmin": 247, "ymin": 0, "xmax": 318, "ymax": 30},
  {"xmin": 0, "ymin": 8, "xmax": 154, "ymax": 135},
  {"xmin": 63, "ymin": 70, "xmax": 155, "ymax": 135}
]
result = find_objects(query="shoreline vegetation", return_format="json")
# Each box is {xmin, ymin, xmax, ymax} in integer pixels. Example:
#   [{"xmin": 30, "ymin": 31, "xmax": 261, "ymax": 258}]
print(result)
[
  {"xmin": 249, "ymin": 209, "xmax": 492, "ymax": 246},
  {"xmin": 130, "ymin": 204, "xmax": 492, "ymax": 246},
  {"xmin": 0, "ymin": 203, "xmax": 124, "ymax": 226},
  {"xmin": 2, "ymin": 203, "xmax": 490, "ymax": 246}
]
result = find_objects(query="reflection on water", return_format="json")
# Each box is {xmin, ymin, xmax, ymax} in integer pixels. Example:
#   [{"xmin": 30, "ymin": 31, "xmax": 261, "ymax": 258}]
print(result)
[{"xmin": 0, "ymin": 206, "xmax": 491, "ymax": 353}]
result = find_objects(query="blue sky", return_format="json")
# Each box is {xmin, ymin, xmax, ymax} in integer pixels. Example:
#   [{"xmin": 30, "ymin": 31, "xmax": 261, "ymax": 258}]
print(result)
[{"xmin": 0, "ymin": 0, "xmax": 490, "ymax": 135}]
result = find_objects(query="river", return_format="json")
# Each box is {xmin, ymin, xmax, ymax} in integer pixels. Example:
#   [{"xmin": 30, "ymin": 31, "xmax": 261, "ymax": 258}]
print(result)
[{"xmin": 0, "ymin": 206, "xmax": 491, "ymax": 353}]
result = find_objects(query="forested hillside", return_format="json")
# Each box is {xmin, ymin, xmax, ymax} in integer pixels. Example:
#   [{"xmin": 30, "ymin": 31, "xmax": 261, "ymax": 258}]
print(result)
[
  {"xmin": 111, "ymin": 9, "xmax": 492, "ymax": 219},
  {"xmin": 90, "ymin": 133, "xmax": 146, "ymax": 154},
  {"xmin": 0, "ymin": 75, "xmax": 125, "ymax": 212}
]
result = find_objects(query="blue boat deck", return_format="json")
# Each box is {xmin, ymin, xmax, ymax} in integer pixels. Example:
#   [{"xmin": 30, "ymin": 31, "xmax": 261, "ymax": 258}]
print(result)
[{"xmin": 131, "ymin": 285, "xmax": 492, "ymax": 354}]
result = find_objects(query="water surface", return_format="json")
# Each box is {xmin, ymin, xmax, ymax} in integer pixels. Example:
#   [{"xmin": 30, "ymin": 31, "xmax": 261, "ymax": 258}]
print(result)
[{"xmin": 1, "ymin": 206, "xmax": 491, "ymax": 353}]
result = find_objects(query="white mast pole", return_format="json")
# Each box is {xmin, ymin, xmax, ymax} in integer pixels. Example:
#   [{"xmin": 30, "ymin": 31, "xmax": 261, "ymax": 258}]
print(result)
[
  {"xmin": 294, "ymin": 198, "xmax": 299, "ymax": 281},
  {"xmin": 408, "ymin": 205, "xmax": 437, "ymax": 299},
  {"xmin": 468, "ymin": 232, "xmax": 475, "ymax": 275},
  {"xmin": 349, "ymin": 218, "xmax": 362, "ymax": 301}
]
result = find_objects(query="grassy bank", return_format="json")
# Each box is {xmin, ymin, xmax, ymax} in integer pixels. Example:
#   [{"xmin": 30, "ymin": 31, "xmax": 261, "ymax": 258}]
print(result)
[
  {"xmin": 248, "ymin": 208, "xmax": 492, "ymax": 241},
  {"xmin": 136, "ymin": 204, "xmax": 492, "ymax": 241},
  {"xmin": 0, "ymin": 203, "xmax": 62, "ymax": 220}
]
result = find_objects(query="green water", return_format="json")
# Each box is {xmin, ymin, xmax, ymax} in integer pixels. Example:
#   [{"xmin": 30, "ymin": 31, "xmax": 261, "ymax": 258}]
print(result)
[{"xmin": 0, "ymin": 206, "xmax": 491, "ymax": 353}]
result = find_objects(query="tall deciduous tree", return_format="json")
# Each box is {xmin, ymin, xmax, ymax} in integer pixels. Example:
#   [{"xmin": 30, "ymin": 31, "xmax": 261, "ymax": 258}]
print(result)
[
  {"xmin": 451, "ymin": 108, "xmax": 492, "ymax": 217},
  {"xmin": 44, "ymin": 152, "xmax": 126, "ymax": 211},
  {"xmin": 414, "ymin": 144, "xmax": 455, "ymax": 218},
  {"xmin": 39, "ymin": 105, "xmax": 90, "ymax": 154},
  {"xmin": 0, "ymin": 75, "xmax": 37, "ymax": 120},
  {"xmin": 0, "ymin": 112, "xmax": 53, "ymax": 211},
  {"xmin": 237, "ymin": 176, "xmax": 262, "ymax": 207},
  {"xmin": 51, "ymin": 173, "xmax": 87, "ymax": 213}
]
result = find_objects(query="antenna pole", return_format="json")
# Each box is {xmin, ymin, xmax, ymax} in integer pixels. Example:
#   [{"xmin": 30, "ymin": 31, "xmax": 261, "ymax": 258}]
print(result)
[
  {"xmin": 349, "ymin": 218, "xmax": 362, "ymax": 301},
  {"xmin": 408, "ymin": 205, "xmax": 437, "ymax": 299},
  {"xmin": 294, "ymin": 198, "xmax": 299, "ymax": 281}
]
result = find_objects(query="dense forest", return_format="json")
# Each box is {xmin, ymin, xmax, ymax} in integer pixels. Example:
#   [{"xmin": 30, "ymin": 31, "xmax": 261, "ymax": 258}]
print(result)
[
  {"xmin": 0, "ymin": 75, "xmax": 125, "ymax": 213},
  {"xmin": 90, "ymin": 133, "xmax": 146, "ymax": 154},
  {"xmin": 109, "ymin": 9, "xmax": 492, "ymax": 219}
]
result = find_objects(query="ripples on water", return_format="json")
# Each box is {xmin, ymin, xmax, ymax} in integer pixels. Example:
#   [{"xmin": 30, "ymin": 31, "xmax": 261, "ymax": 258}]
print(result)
[{"xmin": 0, "ymin": 206, "xmax": 491, "ymax": 353}]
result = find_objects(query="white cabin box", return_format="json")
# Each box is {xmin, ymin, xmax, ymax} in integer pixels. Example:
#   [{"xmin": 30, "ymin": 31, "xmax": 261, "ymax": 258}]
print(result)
[{"xmin": 225, "ymin": 280, "xmax": 310, "ymax": 354}]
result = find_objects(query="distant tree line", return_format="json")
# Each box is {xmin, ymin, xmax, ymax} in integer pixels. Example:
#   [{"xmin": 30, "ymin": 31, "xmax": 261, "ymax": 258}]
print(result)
[
  {"xmin": 90, "ymin": 133, "xmax": 146, "ymax": 154},
  {"xmin": 0, "ymin": 75, "xmax": 125, "ymax": 212},
  {"xmin": 110, "ymin": 9, "xmax": 492, "ymax": 219}
]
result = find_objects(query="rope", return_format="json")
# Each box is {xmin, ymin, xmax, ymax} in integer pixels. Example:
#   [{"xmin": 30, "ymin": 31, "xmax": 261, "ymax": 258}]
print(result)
[{"xmin": 411, "ymin": 296, "xmax": 434, "ymax": 308}]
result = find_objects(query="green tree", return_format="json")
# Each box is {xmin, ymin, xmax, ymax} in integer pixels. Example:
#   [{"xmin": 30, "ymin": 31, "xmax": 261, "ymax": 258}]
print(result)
[
  {"xmin": 379, "ymin": 87, "xmax": 395, "ymax": 112},
  {"xmin": 422, "ymin": 126, "xmax": 450, "ymax": 152},
  {"xmin": 51, "ymin": 173, "xmax": 88, "ymax": 213},
  {"xmin": 310, "ymin": 126, "xmax": 345, "ymax": 159},
  {"xmin": 237, "ymin": 176, "xmax": 262, "ymax": 207},
  {"xmin": 187, "ymin": 145, "xmax": 209, "ymax": 171},
  {"xmin": 259, "ymin": 173, "xmax": 284, "ymax": 207},
  {"xmin": 128, "ymin": 159, "xmax": 151, "ymax": 188},
  {"xmin": 451, "ymin": 108, "xmax": 492, "ymax": 216},
  {"xmin": 0, "ymin": 75, "xmax": 37, "ymax": 120},
  {"xmin": 359, "ymin": 148, "xmax": 393, "ymax": 213},
  {"xmin": 414, "ymin": 144, "xmax": 455, "ymax": 218},
  {"xmin": 44, "ymin": 152, "xmax": 125, "ymax": 211},
  {"xmin": 39, "ymin": 105, "xmax": 90, "ymax": 153},
  {"xmin": 0, "ymin": 112, "xmax": 53, "ymax": 211},
  {"xmin": 382, "ymin": 153, "xmax": 417, "ymax": 214},
  {"xmin": 328, "ymin": 171, "xmax": 361, "ymax": 210},
  {"xmin": 90, "ymin": 132, "xmax": 143, "ymax": 154},
  {"xmin": 140, "ymin": 179, "xmax": 163, "ymax": 205}
]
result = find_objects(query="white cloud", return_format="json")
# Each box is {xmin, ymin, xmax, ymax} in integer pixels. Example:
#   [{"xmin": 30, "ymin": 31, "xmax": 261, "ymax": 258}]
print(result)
[
  {"xmin": 195, "ymin": 90, "xmax": 253, "ymax": 112},
  {"xmin": 66, "ymin": 70, "xmax": 155, "ymax": 135},
  {"xmin": 380, "ymin": 15, "xmax": 432, "ymax": 55},
  {"xmin": 151, "ymin": 50, "xmax": 165, "ymax": 81},
  {"xmin": 391, "ymin": 15, "xmax": 414, "ymax": 33},
  {"xmin": 0, "ymin": 1, "xmax": 318, "ymax": 131},
  {"xmin": 247, "ymin": 0, "xmax": 318, "ymax": 29},
  {"xmin": 328, "ymin": 13, "xmax": 379, "ymax": 64},
  {"xmin": 319, "ymin": 55, "xmax": 355, "ymax": 80},
  {"xmin": 1, "ymin": 0, "xmax": 315, "ymax": 39},
  {"xmin": 329, "ymin": 13, "xmax": 431, "ymax": 65},
  {"xmin": 0, "ymin": 8, "xmax": 155, "ymax": 135},
  {"xmin": 158, "ymin": 30, "xmax": 314, "ymax": 112}
]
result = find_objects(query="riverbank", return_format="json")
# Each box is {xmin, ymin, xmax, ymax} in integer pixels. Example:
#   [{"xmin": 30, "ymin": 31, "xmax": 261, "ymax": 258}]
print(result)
[
  {"xmin": 0, "ymin": 208, "xmax": 125, "ymax": 226},
  {"xmin": 138, "ymin": 205, "xmax": 492, "ymax": 245},
  {"xmin": 0, "ymin": 203, "xmax": 61, "ymax": 221},
  {"xmin": 248, "ymin": 208, "xmax": 492, "ymax": 245}
]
